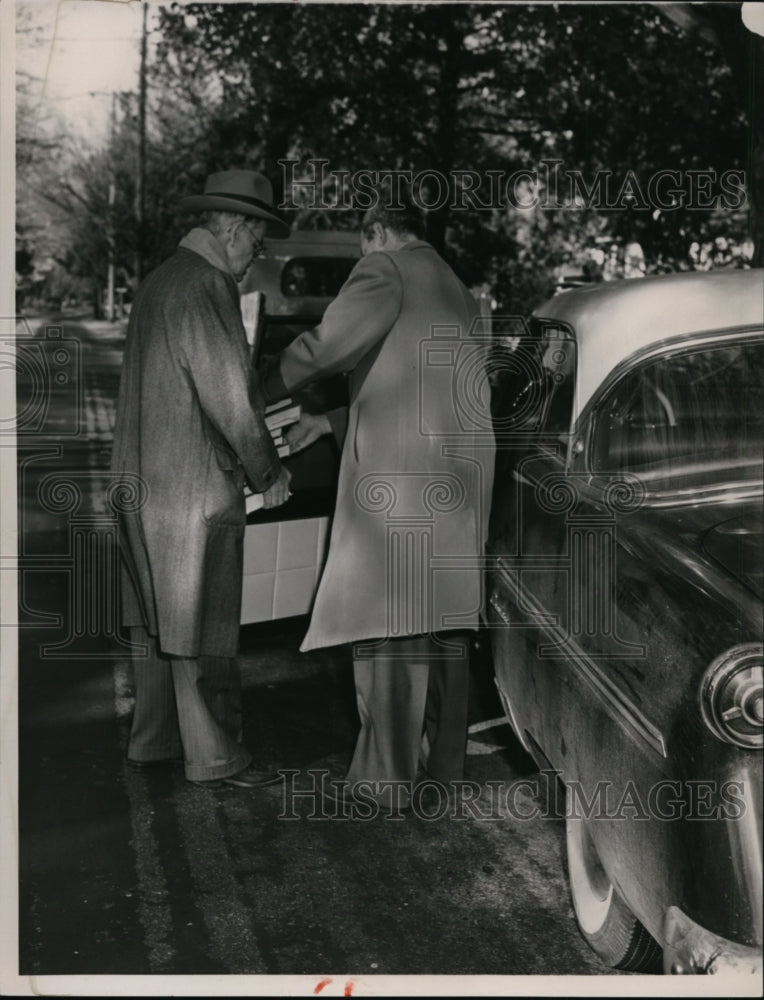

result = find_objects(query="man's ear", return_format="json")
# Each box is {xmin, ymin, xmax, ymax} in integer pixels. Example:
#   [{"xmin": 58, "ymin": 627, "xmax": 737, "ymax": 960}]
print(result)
[{"xmin": 374, "ymin": 222, "xmax": 387, "ymax": 246}]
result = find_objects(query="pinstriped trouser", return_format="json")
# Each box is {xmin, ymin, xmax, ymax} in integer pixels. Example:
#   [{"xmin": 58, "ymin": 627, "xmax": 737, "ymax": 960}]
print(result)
[
  {"xmin": 346, "ymin": 632, "xmax": 470, "ymax": 805},
  {"xmin": 127, "ymin": 626, "xmax": 252, "ymax": 781}
]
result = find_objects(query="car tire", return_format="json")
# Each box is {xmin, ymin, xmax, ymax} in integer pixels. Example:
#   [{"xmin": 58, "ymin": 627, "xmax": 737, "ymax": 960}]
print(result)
[{"xmin": 565, "ymin": 799, "xmax": 662, "ymax": 972}]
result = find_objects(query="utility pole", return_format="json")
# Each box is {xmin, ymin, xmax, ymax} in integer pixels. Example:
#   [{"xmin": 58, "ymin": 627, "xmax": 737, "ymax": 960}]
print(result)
[
  {"xmin": 135, "ymin": 1, "xmax": 148, "ymax": 283},
  {"xmin": 106, "ymin": 92, "xmax": 116, "ymax": 322}
]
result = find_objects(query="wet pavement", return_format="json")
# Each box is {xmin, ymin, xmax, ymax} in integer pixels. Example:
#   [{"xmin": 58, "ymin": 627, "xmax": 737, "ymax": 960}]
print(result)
[{"xmin": 15, "ymin": 312, "xmax": 617, "ymax": 985}]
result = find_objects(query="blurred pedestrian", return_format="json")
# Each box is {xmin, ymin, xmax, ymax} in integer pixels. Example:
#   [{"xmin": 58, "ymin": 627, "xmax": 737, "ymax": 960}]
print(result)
[
  {"xmin": 263, "ymin": 194, "xmax": 495, "ymax": 811},
  {"xmin": 111, "ymin": 170, "xmax": 291, "ymax": 788}
]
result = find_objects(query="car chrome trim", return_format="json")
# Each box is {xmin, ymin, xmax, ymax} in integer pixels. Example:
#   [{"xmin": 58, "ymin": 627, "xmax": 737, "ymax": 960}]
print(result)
[
  {"xmin": 642, "ymin": 482, "xmax": 764, "ymax": 509},
  {"xmin": 487, "ymin": 594, "xmax": 534, "ymax": 754},
  {"xmin": 731, "ymin": 771, "xmax": 764, "ymax": 946},
  {"xmin": 496, "ymin": 558, "xmax": 667, "ymax": 758},
  {"xmin": 574, "ymin": 478, "xmax": 764, "ymax": 511},
  {"xmin": 489, "ymin": 590, "xmax": 512, "ymax": 627},
  {"xmin": 494, "ymin": 679, "xmax": 533, "ymax": 755},
  {"xmin": 644, "ymin": 534, "xmax": 762, "ymax": 630},
  {"xmin": 700, "ymin": 645, "xmax": 764, "ymax": 750},
  {"xmin": 574, "ymin": 325, "xmax": 764, "ymax": 438},
  {"xmin": 663, "ymin": 905, "xmax": 762, "ymax": 975}
]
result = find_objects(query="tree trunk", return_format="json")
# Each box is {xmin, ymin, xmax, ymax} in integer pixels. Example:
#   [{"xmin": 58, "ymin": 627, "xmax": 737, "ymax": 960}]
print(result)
[
  {"xmin": 752, "ymin": 139, "xmax": 764, "ymax": 267},
  {"xmin": 425, "ymin": 12, "xmax": 462, "ymax": 256},
  {"xmin": 696, "ymin": 6, "xmax": 764, "ymax": 265},
  {"xmin": 92, "ymin": 280, "xmax": 103, "ymax": 320}
]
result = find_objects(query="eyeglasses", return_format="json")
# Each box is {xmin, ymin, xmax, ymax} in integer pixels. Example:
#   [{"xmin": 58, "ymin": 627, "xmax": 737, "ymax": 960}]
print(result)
[{"xmin": 241, "ymin": 222, "xmax": 266, "ymax": 259}]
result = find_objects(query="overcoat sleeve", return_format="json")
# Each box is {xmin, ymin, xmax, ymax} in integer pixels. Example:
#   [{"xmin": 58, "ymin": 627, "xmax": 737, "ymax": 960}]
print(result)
[
  {"xmin": 263, "ymin": 251, "xmax": 403, "ymax": 401},
  {"xmin": 180, "ymin": 267, "xmax": 282, "ymax": 492}
]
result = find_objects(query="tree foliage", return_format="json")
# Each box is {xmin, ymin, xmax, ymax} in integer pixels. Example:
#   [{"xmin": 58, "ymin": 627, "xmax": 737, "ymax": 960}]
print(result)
[{"xmin": 20, "ymin": 2, "xmax": 759, "ymax": 316}]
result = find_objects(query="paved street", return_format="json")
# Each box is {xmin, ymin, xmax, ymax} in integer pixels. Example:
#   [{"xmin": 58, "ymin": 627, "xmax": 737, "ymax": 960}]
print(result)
[{"xmin": 16, "ymin": 312, "xmax": 617, "ymax": 981}]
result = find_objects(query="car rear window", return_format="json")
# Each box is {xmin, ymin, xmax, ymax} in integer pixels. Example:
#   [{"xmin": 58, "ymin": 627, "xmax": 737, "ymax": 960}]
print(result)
[
  {"xmin": 592, "ymin": 338, "xmax": 764, "ymax": 473},
  {"xmin": 281, "ymin": 257, "xmax": 356, "ymax": 298}
]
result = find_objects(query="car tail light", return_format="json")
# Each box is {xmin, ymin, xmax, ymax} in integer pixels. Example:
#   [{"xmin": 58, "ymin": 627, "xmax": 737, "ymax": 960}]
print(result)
[{"xmin": 700, "ymin": 644, "xmax": 763, "ymax": 750}]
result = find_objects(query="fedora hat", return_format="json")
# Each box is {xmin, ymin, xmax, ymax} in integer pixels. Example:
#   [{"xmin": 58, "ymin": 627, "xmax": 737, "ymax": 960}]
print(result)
[{"xmin": 181, "ymin": 169, "xmax": 290, "ymax": 238}]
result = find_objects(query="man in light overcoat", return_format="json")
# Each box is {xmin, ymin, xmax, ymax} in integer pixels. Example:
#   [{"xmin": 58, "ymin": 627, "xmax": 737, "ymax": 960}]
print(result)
[
  {"xmin": 111, "ymin": 170, "xmax": 291, "ymax": 788},
  {"xmin": 263, "ymin": 196, "xmax": 495, "ymax": 809}
]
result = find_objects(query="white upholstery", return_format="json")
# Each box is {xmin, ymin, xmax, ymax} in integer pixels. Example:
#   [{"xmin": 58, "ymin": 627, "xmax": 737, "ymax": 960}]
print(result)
[{"xmin": 240, "ymin": 517, "xmax": 330, "ymax": 623}]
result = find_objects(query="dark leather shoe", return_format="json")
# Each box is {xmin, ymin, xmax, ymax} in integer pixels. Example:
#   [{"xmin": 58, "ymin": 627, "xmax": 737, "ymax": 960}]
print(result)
[
  {"xmin": 190, "ymin": 765, "xmax": 283, "ymax": 789},
  {"xmin": 222, "ymin": 765, "xmax": 282, "ymax": 788},
  {"xmin": 127, "ymin": 757, "xmax": 183, "ymax": 772}
]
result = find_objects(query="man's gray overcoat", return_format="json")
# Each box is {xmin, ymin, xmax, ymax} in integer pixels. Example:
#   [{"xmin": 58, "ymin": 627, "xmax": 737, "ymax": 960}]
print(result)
[{"xmin": 111, "ymin": 229, "xmax": 280, "ymax": 658}]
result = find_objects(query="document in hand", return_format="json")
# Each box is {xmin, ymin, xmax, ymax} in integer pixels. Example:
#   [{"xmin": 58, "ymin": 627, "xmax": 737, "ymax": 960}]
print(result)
[
  {"xmin": 264, "ymin": 399, "xmax": 301, "ymax": 431},
  {"xmin": 244, "ymin": 487, "xmax": 265, "ymax": 514},
  {"xmin": 244, "ymin": 401, "xmax": 300, "ymax": 509}
]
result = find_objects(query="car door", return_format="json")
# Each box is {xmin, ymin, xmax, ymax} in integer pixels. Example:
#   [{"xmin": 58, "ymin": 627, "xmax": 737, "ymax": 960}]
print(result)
[
  {"xmin": 566, "ymin": 334, "xmax": 764, "ymax": 941},
  {"xmin": 488, "ymin": 321, "xmax": 580, "ymax": 760},
  {"xmin": 240, "ymin": 245, "xmax": 357, "ymax": 624},
  {"xmin": 488, "ymin": 320, "xmax": 679, "ymax": 942}
]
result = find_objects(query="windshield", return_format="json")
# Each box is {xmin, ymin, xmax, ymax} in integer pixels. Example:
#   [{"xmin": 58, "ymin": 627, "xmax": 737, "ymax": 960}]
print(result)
[{"xmin": 592, "ymin": 338, "xmax": 764, "ymax": 475}]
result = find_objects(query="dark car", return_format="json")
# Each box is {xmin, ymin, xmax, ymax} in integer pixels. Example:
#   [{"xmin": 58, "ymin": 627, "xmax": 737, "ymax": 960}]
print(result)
[
  {"xmin": 237, "ymin": 231, "xmax": 360, "ymax": 623},
  {"xmin": 486, "ymin": 269, "xmax": 763, "ymax": 975}
]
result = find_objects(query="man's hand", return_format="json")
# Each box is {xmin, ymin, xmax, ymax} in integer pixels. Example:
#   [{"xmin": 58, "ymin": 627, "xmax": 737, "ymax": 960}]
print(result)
[
  {"xmin": 284, "ymin": 412, "xmax": 331, "ymax": 454},
  {"xmin": 261, "ymin": 466, "xmax": 292, "ymax": 508}
]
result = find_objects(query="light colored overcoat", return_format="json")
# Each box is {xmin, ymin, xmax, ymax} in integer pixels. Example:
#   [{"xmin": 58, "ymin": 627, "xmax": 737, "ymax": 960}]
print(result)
[
  {"xmin": 111, "ymin": 229, "xmax": 281, "ymax": 657},
  {"xmin": 265, "ymin": 240, "xmax": 495, "ymax": 651}
]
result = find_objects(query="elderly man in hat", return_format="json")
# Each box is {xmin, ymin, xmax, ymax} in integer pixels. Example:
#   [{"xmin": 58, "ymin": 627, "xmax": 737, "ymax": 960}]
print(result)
[
  {"xmin": 263, "ymin": 195, "xmax": 495, "ymax": 811},
  {"xmin": 111, "ymin": 170, "xmax": 292, "ymax": 788}
]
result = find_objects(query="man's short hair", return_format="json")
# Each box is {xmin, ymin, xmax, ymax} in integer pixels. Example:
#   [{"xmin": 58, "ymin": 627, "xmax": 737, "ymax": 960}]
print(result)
[{"xmin": 362, "ymin": 191, "xmax": 426, "ymax": 241}]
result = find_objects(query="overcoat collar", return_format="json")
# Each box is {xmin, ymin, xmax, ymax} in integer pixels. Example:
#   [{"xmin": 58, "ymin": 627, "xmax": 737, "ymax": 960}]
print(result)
[
  {"xmin": 178, "ymin": 227, "xmax": 234, "ymax": 277},
  {"xmin": 398, "ymin": 239, "xmax": 433, "ymax": 253}
]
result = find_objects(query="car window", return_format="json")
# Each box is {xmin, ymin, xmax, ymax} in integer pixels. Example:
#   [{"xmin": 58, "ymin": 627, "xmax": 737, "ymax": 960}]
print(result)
[
  {"xmin": 591, "ymin": 338, "xmax": 764, "ymax": 473},
  {"xmin": 281, "ymin": 257, "xmax": 356, "ymax": 298},
  {"xmin": 489, "ymin": 318, "xmax": 576, "ymax": 438},
  {"xmin": 538, "ymin": 325, "xmax": 576, "ymax": 435}
]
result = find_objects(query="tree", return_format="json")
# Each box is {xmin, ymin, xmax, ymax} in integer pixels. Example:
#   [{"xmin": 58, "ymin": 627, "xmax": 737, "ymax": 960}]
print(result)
[
  {"xmin": 22, "ymin": 3, "xmax": 752, "ymax": 318},
  {"xmin": 146, "ymin": 3, "xmax": 753, "ymax": 312},
  {"xmin": 657, "ymin": 1, "xmax": 764, "ymax": 265}
]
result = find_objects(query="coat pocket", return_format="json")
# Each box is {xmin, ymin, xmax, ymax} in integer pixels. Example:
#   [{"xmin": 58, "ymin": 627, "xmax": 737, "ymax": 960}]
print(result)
[{"xmin": 201, "ymin": 447, "xmax": 245, "ymax": 527}]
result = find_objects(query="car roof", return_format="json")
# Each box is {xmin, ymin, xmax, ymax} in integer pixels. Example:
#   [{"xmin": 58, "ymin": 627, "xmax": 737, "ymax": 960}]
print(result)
[
  {"xmin": 533, "ymin": 268, "xmax": 764, "ymax": 422},
  {"xmin": 264, "ymin": 229, "xmax": 360, "ymax": 257},
  {"xmin": 240, "ymin": 229, "xmax": 360, "ymax": 313}
]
